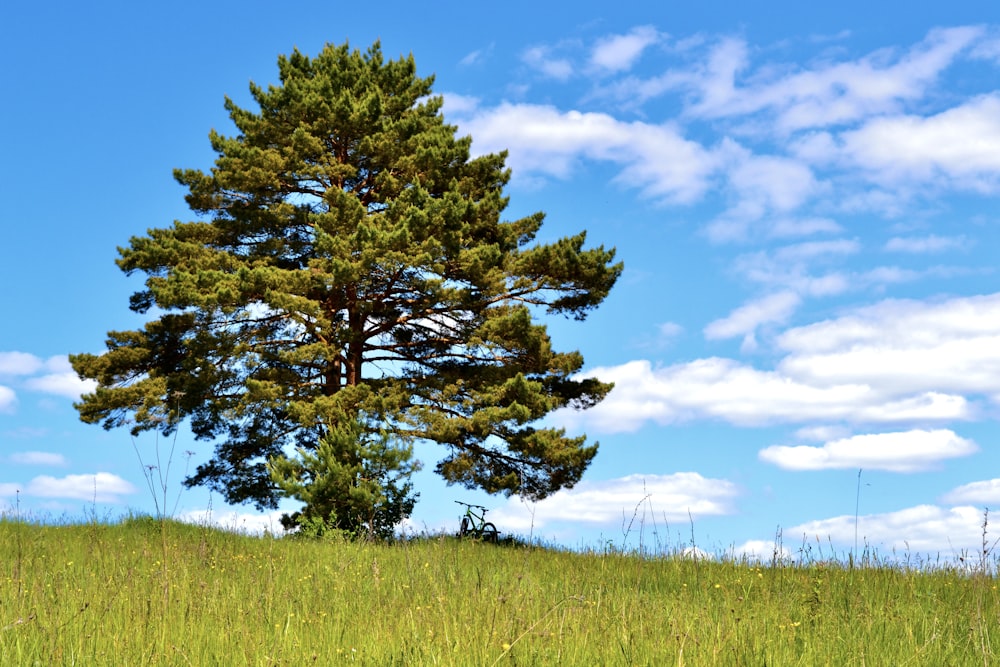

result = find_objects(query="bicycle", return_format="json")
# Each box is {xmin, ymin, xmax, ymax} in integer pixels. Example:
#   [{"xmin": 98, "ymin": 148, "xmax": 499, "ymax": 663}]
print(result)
[{"xmin": 455, "ymin": 501, "xmax": 499, "ymax": 542}]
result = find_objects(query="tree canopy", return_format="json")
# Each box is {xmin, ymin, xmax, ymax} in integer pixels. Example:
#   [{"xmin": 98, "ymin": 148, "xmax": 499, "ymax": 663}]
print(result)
[{"xmin": 71, "ymin": 41, "xmax": 622, "ymax": 526}]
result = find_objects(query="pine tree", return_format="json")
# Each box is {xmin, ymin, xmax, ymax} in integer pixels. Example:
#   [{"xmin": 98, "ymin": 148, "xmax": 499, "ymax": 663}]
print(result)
[
  {"xmin": 71, "ymin": 41, "xmax": 622, "ymax": 525},
  {"xmin": 268, "ymin": 417, "xmax": 418, "ymax": 539}
]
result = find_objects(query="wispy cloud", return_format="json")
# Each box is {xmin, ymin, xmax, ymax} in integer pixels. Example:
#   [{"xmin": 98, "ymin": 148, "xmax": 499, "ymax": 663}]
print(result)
[
  {"xmin": 460, "ymin": 43, "xmax": 494, "ymax": 67},
  {"xmin": 590, "ymin": 26, "xmax": 661, "ymax": 73},
  {"xmin": 885, "ymin": 235, "xmax": 970, "ymax": 253},
  {"xmin": 685, "ymin": 27, "xmax": 983, "ymax": 132},
  {"xmin": 704, "ymin": 291, "xmax": 802, "ymax": 346},
  {"xmin": 0, "ymin": 386, "xmax": 14, "ymax": 414},
  {"xmin": 8, "ymin": 451, "xmax": 68, "ymax": 466},
  {"xmin": 522, "ymin": 45, "xmax": 574, "ymax": 80},
  {"xmin": 455, "ymin": 101, "xmax": 722, "ymax": 203}
]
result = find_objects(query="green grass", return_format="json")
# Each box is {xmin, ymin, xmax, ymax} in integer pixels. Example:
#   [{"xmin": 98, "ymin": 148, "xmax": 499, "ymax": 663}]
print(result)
[{"xmin": 1, "ymin": 516, "xmax": 998, "ymax": 665}]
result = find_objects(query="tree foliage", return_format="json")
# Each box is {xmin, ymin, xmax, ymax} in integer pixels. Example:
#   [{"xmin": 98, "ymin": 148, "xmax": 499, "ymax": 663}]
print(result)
[
  {"xmin": 71, "ymin": 41, "xmax": 622, "ymax": 524},
  {"xmin": 268, "ymin": 417, "xmax": 418, "ymax": 539}
]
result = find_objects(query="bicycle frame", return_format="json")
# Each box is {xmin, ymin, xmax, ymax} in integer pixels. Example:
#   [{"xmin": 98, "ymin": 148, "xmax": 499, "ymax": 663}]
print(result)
[{"xmin": 455, "ymin": 501, "xmax": 499, "ymax": 542}]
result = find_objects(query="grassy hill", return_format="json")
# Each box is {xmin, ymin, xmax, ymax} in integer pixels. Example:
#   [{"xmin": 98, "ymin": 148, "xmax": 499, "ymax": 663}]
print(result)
[{"xmin": 1, "ymin": 516, "xmax": 997, "ymax": 665}]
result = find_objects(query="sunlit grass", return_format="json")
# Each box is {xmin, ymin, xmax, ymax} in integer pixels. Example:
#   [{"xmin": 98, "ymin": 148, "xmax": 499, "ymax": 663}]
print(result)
[{"xmin": 1, "ymin": 515, "xmax": 998, "ymax": 665}]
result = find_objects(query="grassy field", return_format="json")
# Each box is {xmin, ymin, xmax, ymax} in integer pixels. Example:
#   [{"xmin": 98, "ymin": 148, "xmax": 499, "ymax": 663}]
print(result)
[{"xmin": 1, "ymin": 516, "xmax": 998, "ymax": 666}]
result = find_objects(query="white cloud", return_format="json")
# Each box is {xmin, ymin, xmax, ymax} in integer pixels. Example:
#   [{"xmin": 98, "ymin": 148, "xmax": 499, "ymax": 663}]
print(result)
[
  {"xmin": 707, "ymin": 151, "xmax": 824, "ymax": 242},
  {"xmin": 0, "ymin": 353, "xmax": 96, "ymax": 401},
  {"xmin": 565, "ymin": 292, "xmax": 1000, "ymax": 434},
  {"xmin": 732, "ymin": 252, "xmax": 851, "ymax": 297},
  {"xmin": 768, "ymin": 217, "xmax": 843, "ymax": 238},
  {"xmin": 178, "ymin": 509, "xmax": 288, "ymax": 535},
  {"xmin": 940, "ymin": 479, "xmax": 1000, "ymax": 505},
  {"xmin": 456, "ymin": 102, "xmax": 721, "ymax": 203},
  {"xmin": 657, "ymin": 322, "xmax": 683, "ymax": 339},
  {"xmin": 459, "ymin": 44, "xmax": 493, "ymax": 67},
  {"xmin": 704, "ymin": 291, "xmax": 801, "ymax": 343},
  {"xmin": 729, "ymin": 154, "xmax": 820, "ymax": 212},
  {"xmin": 441, "ymin": 93, "xmax": 480, "ymax": 115},
  {"xmin": 789, "ymin": 504, "xmax": 986, "ymax": 555},
  {"xmin": 794, "ymin": 425, "xmax": 852, "ymax": 442},
  {"xmin": 885, "ymin": 235, "xmax": 969, "ymax": 253},
  {"xmin": 0, "ymin": 386, "xmax": 15, "ymax": 414},
  {"xmin": 840, "ymin": 94, "xmax": 1000, "ymax": 190},
  {"xmin": 522, "ymin": 45, "xmax": 573, "ymax": 81},
  {"xmin": 491, "ymin": 473, "xmax": 739, "ymax": 532},
  {"xmin": 758, "ymin": 429, "xmax": 977, "ymax": 472},
  {"xmin": 774, "ymin": 239, "xmax": 861, "ymax": 262},
  {"xmin": 590, "ymin": 26, "xmax": 660, "ymax": 73},
  {"xmin": 685, "ymin": 26, "xmax": 983, "ymax": 132},
  {"xmin": 0, "ymin": 352, "xmax": 43, "ymax": 376},
  {"xmin": 25, "ymin": 372, "xmax": 97, "ymax": 400},
  {"xmin": 9, "ymin": 451, "xmax": 68, "ymax": 466},
  {"xmin": 19, "ymin": 473, "xmax": 136, "ymax": 503},
  {"xmin": 687, "ymin": 37, "xmax": 749, "ymax": 116},
  {"xmin": 730, "ymin": 540, "xmax": 794, "ymax": 563},
  {"xmin": 556, "ymin": 358, "xmax": 969, "ymax": 433},
  {"xmin": 777, "ymin": 293, "xmax": 1000, "ymax": 401}
]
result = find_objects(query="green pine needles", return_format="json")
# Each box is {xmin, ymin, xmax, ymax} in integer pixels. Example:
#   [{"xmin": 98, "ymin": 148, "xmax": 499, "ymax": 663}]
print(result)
[
  {"xmin": 269, "ymin": 418, "xmax": 419, "ymax": 539},
  {"xmin": 71, "ymin": 40, "xmax": 622, "ymax": 533}
]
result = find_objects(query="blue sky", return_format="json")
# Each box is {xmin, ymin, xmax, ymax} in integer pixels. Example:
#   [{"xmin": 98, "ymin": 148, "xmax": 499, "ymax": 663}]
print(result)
[{"xmin": 4, "ymin": 1, "xmax": 1000, "ymax": 559}]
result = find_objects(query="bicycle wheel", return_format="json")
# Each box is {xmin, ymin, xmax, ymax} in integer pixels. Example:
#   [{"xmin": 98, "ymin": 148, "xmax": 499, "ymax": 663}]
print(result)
[
  {"xmin": 459, "ymin": 517, "xmax": 471, "ymax": 537},
  {"xmin": 480, "ymin": 522, "xmax": 498, "ymax": 543}
]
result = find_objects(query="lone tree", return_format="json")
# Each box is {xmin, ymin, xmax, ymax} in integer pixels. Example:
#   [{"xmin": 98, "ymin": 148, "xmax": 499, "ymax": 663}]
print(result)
[{"xmin": 71, "ymin": 41, "xmax": 621, "ymax": 532}]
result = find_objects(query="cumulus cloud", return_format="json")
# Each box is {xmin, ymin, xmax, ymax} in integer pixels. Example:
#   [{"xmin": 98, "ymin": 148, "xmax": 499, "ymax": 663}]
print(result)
[
  {"xmin": 178, "ymin": 509, "xmax": 288, "ymax": 535},
  {"xmin": 557, "ymin": 291, "xmax": 1000, "ymax": 434},
  {"xmin": 25, "ymin": 372, "xmax": 97, "ymax": 399},
  {"xmin": 777, "ymin": 293, "xmax": 1000, "ymax": 401},
  {"xmin": 0, "ymin": 352, "xmax": 97, "ymax": 401},
  {"xmin": 789, "ymin": 504, "xmax": 986, "ymax": 555},
  {"xmin": 840, "ymin": 94, "xmax": 1000, "ymax": 190},
  {"xmin": 0, "ymin": 352, "xmax": 44, "ymax": 376},
  {"xmin": 3, "ymin": 473, "xmax": 137, "ymax": 503},
  {"xmin": 940, "ymin": 479, "xmax": 1000, "ymax": 505},
  {"xmin": 730, "ymin": 540, "xmax": 794, "ymax": 563},
  {"xmin": 758, "ymin": 429, "xmax": 977, "ymax": 472},
  {"xmin": 556, "ymin": 358, "xmax": 969, "ymax": 433},
  {"xmin": 491, "ymin": 472, "xmax": 739, "ymax": 532},
  {"xmin": 590, "ymin": 26, "xmax": 660, "ymax": 73}
]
